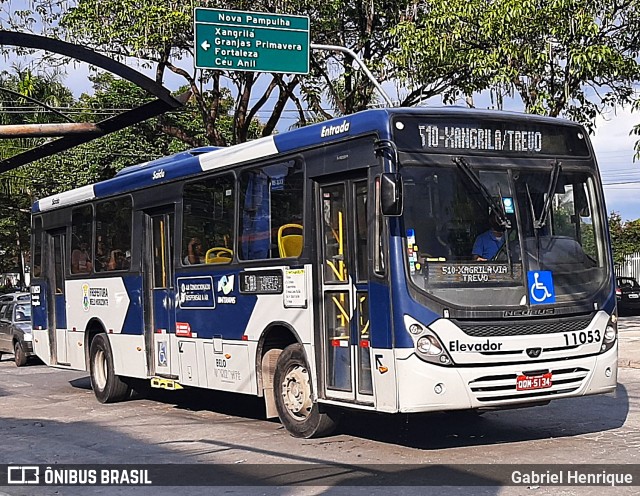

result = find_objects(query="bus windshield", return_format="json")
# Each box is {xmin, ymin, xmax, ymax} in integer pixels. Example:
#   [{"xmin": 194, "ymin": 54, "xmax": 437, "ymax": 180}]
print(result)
[{"xmin": 401, "ymin": 161, "xmax": 608, "ymax": 308}]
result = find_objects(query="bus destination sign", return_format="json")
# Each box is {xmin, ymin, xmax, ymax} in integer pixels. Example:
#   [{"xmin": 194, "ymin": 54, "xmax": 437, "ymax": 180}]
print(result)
[
  {"xmin": 419, "ymin": 125, "xmax": 542, "ymax": 153},
  {"xmin": 194, "ymin": 8, "xmax": 310, "ymax": 74},
  {"xmin": 393, "ymin": 116, "xmax": 590, "ymax": 157},
  {"xmin": 239, "ymin": 270, "xmax": 283, "ymax": 294}
]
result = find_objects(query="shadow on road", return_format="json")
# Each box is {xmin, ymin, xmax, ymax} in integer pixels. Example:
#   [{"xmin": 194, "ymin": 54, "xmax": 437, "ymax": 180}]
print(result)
[
  {"xmin": 334, "ymin": 383, "xmax": 629, "ymax": 450},
  {"xmin": 64, "ymin": 373, "xmax": 632, "ymax": 452}
]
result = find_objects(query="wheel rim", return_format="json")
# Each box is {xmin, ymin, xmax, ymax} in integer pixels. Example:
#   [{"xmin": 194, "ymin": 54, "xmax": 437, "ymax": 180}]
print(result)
[
  {"xmin": 281, "ymin": 364, "xmax": 312, "ymax": 420},
  {"xmin": 92, "ymin": 349, "xmax": 107, "ymax": 390}
]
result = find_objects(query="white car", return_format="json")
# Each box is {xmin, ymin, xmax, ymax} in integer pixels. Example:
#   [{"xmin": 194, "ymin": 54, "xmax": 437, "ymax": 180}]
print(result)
[
  {"xmin": 0, "ymin": 301, "xmax": 33, "ymax": 366},
  {"xmin": 0, "ymin": 292, "xmax": 30, "ymax": 303}
]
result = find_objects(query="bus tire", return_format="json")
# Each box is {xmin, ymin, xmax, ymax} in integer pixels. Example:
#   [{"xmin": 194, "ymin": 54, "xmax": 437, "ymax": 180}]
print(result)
[
  {"xmin": 14, "ymin": 341, "xmax": 27, "ymax": 367},
  {"xmin": 274, "ymin": 343, "xmax": 338, "ymax": 438},
  {"xmin": 89, "ymin": 333, "xmax": 130, "ymax": 403}
]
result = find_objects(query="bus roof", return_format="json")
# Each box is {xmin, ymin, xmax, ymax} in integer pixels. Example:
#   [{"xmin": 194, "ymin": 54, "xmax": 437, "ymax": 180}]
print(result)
[{"xmin": 32, "ymin": 107, "xmax": 584, "ymax": 213}]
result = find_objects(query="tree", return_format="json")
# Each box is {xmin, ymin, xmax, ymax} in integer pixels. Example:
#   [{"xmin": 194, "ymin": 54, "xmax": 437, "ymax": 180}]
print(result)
[
  {"xmin": 0, "ymin": 70, "xmax": 212, "ymax": 280},
  {"xmin": 390, "ymin": 0, "xmax": 640, "ymax": 132},
  {"xmin": 58, "ymin": 0, "xmax": 302, "ymax": 145},
  {"xmin": 4, "ymin": 1, "xmax": 416, "ymax": 140},
  {"xmin": 608, "ymin": 212, "xmax": 640, "ymax": 265}
]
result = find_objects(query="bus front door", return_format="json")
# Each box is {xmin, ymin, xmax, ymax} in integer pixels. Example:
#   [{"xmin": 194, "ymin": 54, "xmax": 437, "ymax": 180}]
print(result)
[
  {"xmin": 44, "ymin": 229, "xmax": 68, "ymax": 365},
  {"xmin": 316, "ymin": 177, "xmax": 374, "ymax": 404},
  {"xmin": 143, "ymin": 209, "xmax": 176, "ymax": 379}
]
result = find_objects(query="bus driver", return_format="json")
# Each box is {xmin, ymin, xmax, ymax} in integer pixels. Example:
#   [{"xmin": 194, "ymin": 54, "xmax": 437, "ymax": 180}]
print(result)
[{"xmin": 472, "ymin": 212, "xmax": 505, "ymax": 261}]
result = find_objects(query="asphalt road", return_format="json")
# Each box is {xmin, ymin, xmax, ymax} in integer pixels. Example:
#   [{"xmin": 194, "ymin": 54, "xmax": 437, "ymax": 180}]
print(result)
[{"xmin": 0, "ymin": 338, "xmax": 638, "ymax": 496}]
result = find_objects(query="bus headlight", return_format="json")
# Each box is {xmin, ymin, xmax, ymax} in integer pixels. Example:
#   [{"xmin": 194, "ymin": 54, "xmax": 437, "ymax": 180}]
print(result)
[
  {"xmin": 404, "ymin": 315, "xmax": 453, "ymax": 366},
  {"xmin": 417, "ymin": 335, "xmax": 442, "ymax": 355},
  {"xmin": 601, "ymin": 317, "xmax": 617, "ymax": 353}
]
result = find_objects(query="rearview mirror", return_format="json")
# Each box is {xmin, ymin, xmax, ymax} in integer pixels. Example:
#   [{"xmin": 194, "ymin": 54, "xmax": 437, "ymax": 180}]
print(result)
[{"xmin": 381, "ymin": 173, "xmax": 403, "ymax": 216}]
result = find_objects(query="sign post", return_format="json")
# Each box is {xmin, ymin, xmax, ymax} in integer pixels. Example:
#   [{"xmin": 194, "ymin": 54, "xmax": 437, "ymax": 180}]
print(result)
[{"xmin": 194, "ymin": 8, "xmax": 310, "ymax": 74}]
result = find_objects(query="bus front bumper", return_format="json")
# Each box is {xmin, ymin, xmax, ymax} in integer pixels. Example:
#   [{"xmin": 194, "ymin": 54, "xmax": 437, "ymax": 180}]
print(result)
[{"xmin": 395, "ymin": 343, "xmax": 618, "ymax": 413}]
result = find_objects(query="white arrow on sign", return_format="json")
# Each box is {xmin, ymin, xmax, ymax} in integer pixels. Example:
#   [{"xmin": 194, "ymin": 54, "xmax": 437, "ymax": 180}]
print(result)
[{"xmin": 201, "ymin": 40, "xmax": 211, "ymax": 51}]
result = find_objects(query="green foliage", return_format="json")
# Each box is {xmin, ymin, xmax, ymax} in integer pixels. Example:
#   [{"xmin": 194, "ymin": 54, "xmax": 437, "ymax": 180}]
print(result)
[
  {"xmin": 390, "ymin": 0, "xmax": 640, "ymax": 131},
  {"xmin": 608, "ymin": 212, "xmax": 640, "ymax": 265},
  {"xmin": 0, "ymin": 69, "xmax": 212, "ymax": 277}
]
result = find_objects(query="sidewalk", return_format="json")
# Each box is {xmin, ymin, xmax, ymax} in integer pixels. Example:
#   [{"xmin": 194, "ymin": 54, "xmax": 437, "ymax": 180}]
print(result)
[{"xmin": 617, "ymin": 324, "xmax": 640, "ymax": 369}]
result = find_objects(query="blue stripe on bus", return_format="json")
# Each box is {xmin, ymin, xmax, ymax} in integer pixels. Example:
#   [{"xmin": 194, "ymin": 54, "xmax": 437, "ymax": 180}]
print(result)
[
  {"xmin": 122, "ymin": 275, "xmax": 144, "ymax": 335},
  {"xmin": 369, "ymin": 280, "xmax": 393, "ymax": 349},
  {"xmin": 94, "ymin": 158, "xmax": 203, "ymax": 199},
  {"xmin": 115, "ymin": 147, "xmax": 220, "ymax": 177},
  {"xmin": 272, "ymin": 110, "xmax": 393, "ymax": 154},
  {"xmin": 32, "ymin": 283, "xmax": 48, "ymax": 331},
  {"xmin": 174, "ymin": 268, "xmax": 257, "ymax": 340}
]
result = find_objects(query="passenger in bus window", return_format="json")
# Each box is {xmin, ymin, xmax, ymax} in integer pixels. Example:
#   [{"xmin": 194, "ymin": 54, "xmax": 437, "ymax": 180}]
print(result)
[
  {"xmin": 95, "ymin": 237, "xmax": 108, "ymax": 272},
  {"xmin": 71, "ymin": 241, "xmax": 93, "ymax": 273},
  {"xmin": 184, "ymin": 237, "xmax": 203, "ymax": 264},
  {"xmin": 472, "ymin": 212, "xmax": 505, "ymax": 261},
  {"xmin": 107, "ymin": 250, "xmax": 126, "ymax": 271}
]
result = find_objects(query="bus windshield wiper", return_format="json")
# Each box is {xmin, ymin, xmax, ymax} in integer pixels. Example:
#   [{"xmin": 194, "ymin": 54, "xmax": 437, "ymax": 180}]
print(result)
[
  {"xmin": 453, "ymin": 156, "xmax": 511, "ymax": 229},
  {"xmin": 533, "ymin": 160, "xmax": 562, "ymax": 230},
  {"xmin": 526, "ymin": 160, "xmax": 562, "ymax": 270}
]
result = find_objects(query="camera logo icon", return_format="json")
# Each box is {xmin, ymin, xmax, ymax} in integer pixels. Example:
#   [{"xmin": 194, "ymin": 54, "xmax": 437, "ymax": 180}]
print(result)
[{"xmin": 7, "ymin": 466, "xmax": 39, "ymax": 484}]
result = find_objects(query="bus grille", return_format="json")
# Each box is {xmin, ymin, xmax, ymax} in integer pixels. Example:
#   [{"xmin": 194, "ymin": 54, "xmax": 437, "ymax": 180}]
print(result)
[
  {"xmin": 455, "ymin": 316, "xmax": 593, "ymax": 337},
  {"xmin": 468, "ymin": 367, "xmax": 589, "ymax": 403}
]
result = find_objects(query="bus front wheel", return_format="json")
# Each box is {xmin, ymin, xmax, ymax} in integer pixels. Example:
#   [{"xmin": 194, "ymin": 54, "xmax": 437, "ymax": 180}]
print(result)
[
  {"xmin": 89, "ymin": 333, "xmax": 130, "ymax": 403},
  {"xmin": 274, "ymin": 343, "xmax": 339, "ymax": 438}
]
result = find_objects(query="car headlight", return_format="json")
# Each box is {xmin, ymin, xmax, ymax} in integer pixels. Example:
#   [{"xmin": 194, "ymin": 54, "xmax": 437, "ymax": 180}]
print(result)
[{"xmin": 404, "ymin": 315, "xmax": 453, "ymax": 366}]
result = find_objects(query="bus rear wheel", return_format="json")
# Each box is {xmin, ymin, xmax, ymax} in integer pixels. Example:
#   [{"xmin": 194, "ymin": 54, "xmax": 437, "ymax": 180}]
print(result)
[
  {"xmin": 274, "ymin": 343, "xmax": 338, "ymax": 438},
  {"xmin": 89, "ymin": 333, "xmax": 130, "ymax": 403}
]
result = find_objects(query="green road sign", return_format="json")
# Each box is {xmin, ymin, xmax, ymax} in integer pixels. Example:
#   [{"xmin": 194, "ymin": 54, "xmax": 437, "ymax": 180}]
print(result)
[{"xmin": 194, "ymin": 8, "xmax": 310, "ymax": 74}]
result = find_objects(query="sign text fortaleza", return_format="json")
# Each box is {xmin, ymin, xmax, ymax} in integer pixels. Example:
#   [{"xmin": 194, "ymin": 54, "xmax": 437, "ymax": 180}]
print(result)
[{"xmin": 194, "ymin": 8, "xmax": 310, "ymax": 74}]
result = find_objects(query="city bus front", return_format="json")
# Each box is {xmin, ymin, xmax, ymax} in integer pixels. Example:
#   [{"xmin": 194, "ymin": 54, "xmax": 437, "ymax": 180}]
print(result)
[{"xmin": 387, "ymin": 111, "xmax": 617, "ymax": 413}]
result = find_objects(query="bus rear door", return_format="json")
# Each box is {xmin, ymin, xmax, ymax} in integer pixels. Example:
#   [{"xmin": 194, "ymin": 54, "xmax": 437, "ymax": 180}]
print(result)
[
  {"xmin": 143, "ymin": 209, "xmax": 176, "ymax": 379},
  {"xmin": 44, "ymin": 229, "xmax": 68, "ymax": 365}
]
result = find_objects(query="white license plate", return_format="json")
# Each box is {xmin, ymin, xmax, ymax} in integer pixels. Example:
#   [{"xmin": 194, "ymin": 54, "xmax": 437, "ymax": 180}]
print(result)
[{"xmin": 629, "ymin": 294, "xmax": 639, "ymax": 299}]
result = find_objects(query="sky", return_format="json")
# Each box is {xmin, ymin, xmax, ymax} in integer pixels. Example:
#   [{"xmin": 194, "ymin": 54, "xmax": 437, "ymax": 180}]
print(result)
[{"xmin": 590, "ymin": 107, "xmax": 640, "ymax": 221}]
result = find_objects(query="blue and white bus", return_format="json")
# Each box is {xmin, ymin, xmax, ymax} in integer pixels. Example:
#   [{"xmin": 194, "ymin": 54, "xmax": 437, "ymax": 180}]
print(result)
[{"xmin": 30, "ymin": 107, "xmax": 618, "ymax": 438}]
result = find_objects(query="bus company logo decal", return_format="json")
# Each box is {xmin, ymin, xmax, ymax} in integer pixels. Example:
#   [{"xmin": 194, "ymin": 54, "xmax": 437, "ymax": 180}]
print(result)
[
  {"xmin": 152, "ymin": 169, "xmax": 165, "ymax": 180},
  {"xmin": 82, "ymin": 286, "xmax": 110, "ymax": 309},
  {"xmin": 82, "ymin": 284, "xmax": 90, "ymax": 311},
  {"xmin": 217, "ymin": 275, "xmax": 236, "ymax": 304},
  {"xmin": 449, "ymin": 340, "xmax": 503, "ymax": 352},
  {"xmin": 320, "ymin": 120, "xmax": 350, "ymax": 138}
]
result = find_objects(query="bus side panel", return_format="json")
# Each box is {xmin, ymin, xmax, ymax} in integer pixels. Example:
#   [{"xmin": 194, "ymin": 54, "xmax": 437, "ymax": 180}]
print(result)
[
  {"xmin": 31, "ymin": 282, "xmax": 52, "ymax": 365},
  {"xmin": 62, "ymin": 276, "xmax": 145, "ymax": 374},
  {"xmin": 109, "ymin": 334, "xmax": 149, "ymax": 379},
  {"xmin": 368, "ymin": 280, "xmax": 398, "ymax": 413},
  {"xmin": 65, "ymin": 276, "xmax": 141, "ymax": 336},
  {"xmin": 173, "ymin": 264, "xmax": 314, "ymax": 394}
]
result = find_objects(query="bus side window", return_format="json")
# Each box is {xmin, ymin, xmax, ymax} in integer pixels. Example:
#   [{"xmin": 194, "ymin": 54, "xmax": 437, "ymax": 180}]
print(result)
[
  {"xmin": 182, "ymin": 174, "xmax": 235, "ymax": 265},
  {"xmin": 70, "ymin": 205, "xmax": 93, "ymax": 275},
  {"xmin": 239, "ymin": 160, "xmax": 304, "ymax": 261}
]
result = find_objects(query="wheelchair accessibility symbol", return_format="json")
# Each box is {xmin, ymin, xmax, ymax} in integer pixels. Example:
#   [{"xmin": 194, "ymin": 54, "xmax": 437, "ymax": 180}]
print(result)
[{"xmin": 528, "ymin": 271, "xmax": 555, "ymax": 304}]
